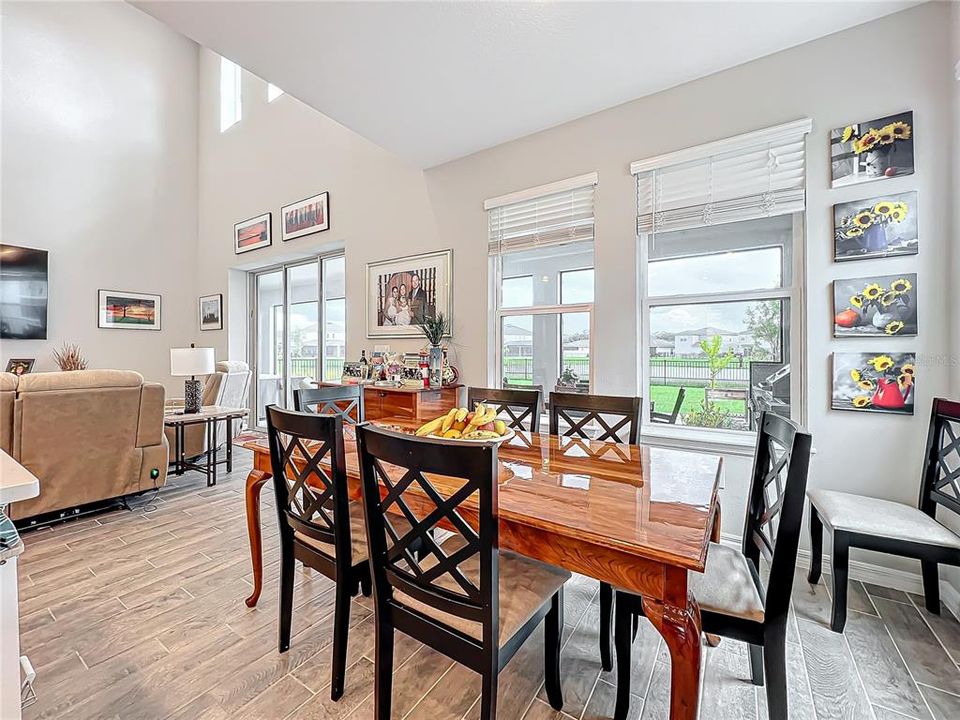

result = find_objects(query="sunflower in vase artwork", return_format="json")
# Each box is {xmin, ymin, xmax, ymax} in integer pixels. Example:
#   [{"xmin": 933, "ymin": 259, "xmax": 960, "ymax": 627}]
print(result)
[
  {"xmin": 835, "ymin": 199, "xmax": 910, "ymax": 252},
  {"xmin": 849, "ymin": 356, "xmax": 915, "ymax": 412},
  {"xmin": 847, "ymin": 119, "xmax": 912, "ymax": 178},
  {"xmin": 835, "ymin": 276, "xmax": 914, "ymax": 336}
]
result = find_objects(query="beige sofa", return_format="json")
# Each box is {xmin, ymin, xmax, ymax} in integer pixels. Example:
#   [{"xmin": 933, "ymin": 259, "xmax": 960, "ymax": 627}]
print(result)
[
  {"xmin": 2, "ymin": 369, "xmax": 168, "ymax": 521},
  {"xmin": 164, "ymin": 360, "xmax": 251, "ymax": 461}
]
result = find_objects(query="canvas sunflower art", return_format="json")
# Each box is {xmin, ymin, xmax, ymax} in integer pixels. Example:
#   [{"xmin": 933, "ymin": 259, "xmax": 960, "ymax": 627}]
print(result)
[
  {"xmin": 832, "ymin": 352, "xmax": 915, "ymax": 415},
  {"xmin": 830, "ymin": 111, "xmax": 914, "ymax": 188},
  {"xmin": 834, "ymin": 191, "xmax": 918, "ymax": 262},
  {"xmin": 833, "ymin": 273, "xmax": 917, "ymax": 338}
]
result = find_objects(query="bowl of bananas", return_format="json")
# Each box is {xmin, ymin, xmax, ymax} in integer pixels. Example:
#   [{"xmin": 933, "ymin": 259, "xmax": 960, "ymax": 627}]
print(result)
[{"xmin": 413, "ymin": 404, "xmax": 515, "ymax": 443}]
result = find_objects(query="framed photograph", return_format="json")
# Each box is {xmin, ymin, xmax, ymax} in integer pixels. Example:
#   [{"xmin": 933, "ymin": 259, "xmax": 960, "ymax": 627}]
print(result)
[
  {"xmin": 366, "ymin": 249, "xmax": 452, "ymax": 338},
  {"xmin": 5, "ymin": 358, "xmax": 35, "ymax": 376},
  {"xmin": 834, "ymin": 191, "xmax": 918, "ymax": 262},
  {"xmin": 199, "ymin": 293, "xmax": 223, "ymax": 331},
  {"xmin": 832, "ymin": 352, "xmax": 915, "ymax": 415},
  {"xmin": 281, "ymin": 192, "xmax": 329, "ymax": 241},
  {"xmin": 830, "ymin": 111, "xmax": 914, "ymax": 188},
  {"xmin": 833, "ymin": 273, "xmax": 917, "ymax": 337},
  {"xmin": 98, "ymin": 290, "xmax": 161, "ymax": 330},
  {"xmin": 234, "ymin": 212, "xmax": 272, "ymax": 254}
]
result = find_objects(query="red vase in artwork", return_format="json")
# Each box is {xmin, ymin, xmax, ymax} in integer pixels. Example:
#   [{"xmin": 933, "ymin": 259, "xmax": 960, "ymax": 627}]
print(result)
[{"xmin": 872, "ymin": 378, "xmax": 907, "ymax": 410}]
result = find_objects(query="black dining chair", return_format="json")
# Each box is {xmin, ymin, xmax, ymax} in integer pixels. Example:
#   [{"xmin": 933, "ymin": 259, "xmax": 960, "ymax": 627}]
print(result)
[
  {"xmin": 467, "ymin": 386, "xmax": 542, "ymax": 432},
  {"xmin": 650, "ymin": 387, "xmax": 686, "ymax": 425},
  {"xmin": 294, "ymin": 384, "xmax": 364, "ymax": 424},
  {"xmin": 611, "ymin": 412, "xmax": 812, "ymax": 720},
  {"xmin": 549, "ymin": 391, "xmax": 642, "ymax": 671},
  {"xmin": 266, "ymin": 405, "xmax": 376, "ymax": 701},
  {"xmin": 356, "ymin": 424, "xmax": 569, "ymax": 719},
  {"xmin": 808, "ymin": 397, "xmax": 960, "ymax": 632}
]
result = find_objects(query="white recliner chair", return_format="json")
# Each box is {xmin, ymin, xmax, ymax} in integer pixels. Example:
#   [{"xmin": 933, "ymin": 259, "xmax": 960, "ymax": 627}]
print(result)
[{"xmin": 165, "ymin": 360, "xmax": 252, "ymax": 462}]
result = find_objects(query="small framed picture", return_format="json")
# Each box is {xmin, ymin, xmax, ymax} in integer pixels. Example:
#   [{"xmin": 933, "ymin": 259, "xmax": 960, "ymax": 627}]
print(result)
[
  {"xmin": 5, "ymin": 358, "xmax": 35, "ymax": 375},
  {"xmin": 834, "ymin": 191, "xmax": 918, "ymax": 262},
  {"xmin": 199, "ymin": 293, "xmax": 223, "ymax": 331},
  {"xmin": 832, "ymin": 352, "xmax": 915, "ymax": 415},
  {"xmin": 281, "ymin": 192, "xmax": 329, "ymax": 241},
  {"xmin": 235, "ymin": 212, "xmax": 272, "ymax": 254},
  {"xmin": 98, "ymin": 290, "xmax": 161, "ymax": 330},
  {"xmin": 830, "ymin": 111, "xmax": 914, "ymax": 188}
]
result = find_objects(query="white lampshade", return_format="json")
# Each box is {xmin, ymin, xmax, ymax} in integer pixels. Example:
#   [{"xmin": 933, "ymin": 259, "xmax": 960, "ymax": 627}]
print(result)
[{"xmin": 170, "ymin": 347, "xmax": 215, "ymax": 377}]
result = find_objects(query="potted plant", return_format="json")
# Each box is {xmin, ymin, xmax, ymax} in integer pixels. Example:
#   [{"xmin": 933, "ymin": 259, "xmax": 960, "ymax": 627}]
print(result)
[{"xmin": 416, "ymin": 312, "xmax": 450, "ymax": 389}]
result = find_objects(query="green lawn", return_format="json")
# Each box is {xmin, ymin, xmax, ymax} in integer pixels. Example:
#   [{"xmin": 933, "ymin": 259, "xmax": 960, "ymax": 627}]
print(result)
[{"xmin": 650, "ymin": 385, "xmax": 746, "ymax": 418}]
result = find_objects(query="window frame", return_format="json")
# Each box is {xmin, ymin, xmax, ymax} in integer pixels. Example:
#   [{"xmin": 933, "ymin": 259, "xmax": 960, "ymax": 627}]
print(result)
[
  {"xmin": 637, "ymin": 211, "xmax": 806, "ymax": 442},
  {"xmin": 490, "ymin": 253, "xmax": 595, "ymax": 391}
]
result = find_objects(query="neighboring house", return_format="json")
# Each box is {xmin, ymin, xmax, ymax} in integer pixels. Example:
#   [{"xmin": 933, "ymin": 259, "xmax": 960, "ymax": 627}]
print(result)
[
  {"xmin": 673, "ymin": 327, "xmax": 755, "ymax": 356},
  {"xmin": 502, "ymin": 321, "xmax": 533, "ymax": 357}
]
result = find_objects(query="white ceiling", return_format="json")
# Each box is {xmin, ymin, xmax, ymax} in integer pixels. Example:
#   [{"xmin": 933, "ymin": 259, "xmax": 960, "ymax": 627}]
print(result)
[{"xmin": 133, "ymin": 1, "xmax": 918, "ymax": 168}]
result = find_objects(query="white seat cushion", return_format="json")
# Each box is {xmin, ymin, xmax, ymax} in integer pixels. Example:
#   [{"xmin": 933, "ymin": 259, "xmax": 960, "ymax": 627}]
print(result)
[
  {"xmin": 689, "ymin": 542, "xmax": 765, "ymax": 623},
  {"xmin": 295, "ymin": 500, "xmax": 376, "ymax": 564},
  {"xmin": 808, "ymin": 489, "xmax": 960, "ymax": 550}
]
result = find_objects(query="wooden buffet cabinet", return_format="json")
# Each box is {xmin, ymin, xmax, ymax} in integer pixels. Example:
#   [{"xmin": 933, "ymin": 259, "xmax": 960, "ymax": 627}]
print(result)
[{"xmin": 316, "ymin": 381, "xmax": 462, "ymax": 422}]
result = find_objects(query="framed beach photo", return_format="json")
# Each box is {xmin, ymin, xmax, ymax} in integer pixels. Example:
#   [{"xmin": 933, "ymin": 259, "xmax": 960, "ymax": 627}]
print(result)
[
  {"xmin": 281, "ymin": 192, "xmax": 329, "ymax": 241},
  {"xmin": 199, "ymin": 293, "xmax": 223, "ymax": 331},
  {"xmin": 366, "ymin": 249, "xmax": 452, "ymax": 338},
  {"xmin": 830, "ymin": 111, "xmax": 914, "ymax": 188},
  {"xmin": 98, "ymin": 290, "xmax": 161, "ymax": 330},
  {"xmin": 834, "ymin": 191, "xmax": 918, "ymax": 262},
  {"xmin": 234, "ymin": 212, "xmax": 272, "ymax": 254},
  {"xmin": 833, "ymin": 273, "xmax": 917, "ymax": 338},
  {"xmin": 832, "ymin": 352, "xmax": 915, "ymax": 415}
]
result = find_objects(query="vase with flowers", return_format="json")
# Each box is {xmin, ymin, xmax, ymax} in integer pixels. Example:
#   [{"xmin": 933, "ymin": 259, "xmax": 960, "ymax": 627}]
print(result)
[
  {"xmin": 849, "ymin": 355, "xmax": 914, "ymax": 411},
  {"xmin": 835, "ymin": 276, "xmax": 914, "ymax": 336},
  {"xmin": 847, "ymin": 119, "xmax": 912, "ymax": 178},
  {"xmin": 835, "ymin": 198, "xmax": 910, "ymax": 255},
  {"xmin": 416, "ymin": 312, "xmax": 450, "ymax": 389}
]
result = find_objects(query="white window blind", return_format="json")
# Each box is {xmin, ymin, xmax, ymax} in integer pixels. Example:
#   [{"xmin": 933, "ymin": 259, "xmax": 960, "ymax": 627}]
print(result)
[
  {"xmin": 486, "ymin": 173, "xmax": 597, "ymax": 256},
  {"xmin": 633, "ymin": 119, "xmax": 812, "ymax": 234}
]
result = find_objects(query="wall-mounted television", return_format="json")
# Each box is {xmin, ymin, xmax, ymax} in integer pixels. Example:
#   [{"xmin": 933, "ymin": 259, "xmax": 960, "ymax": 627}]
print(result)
[{"xmin": 0, "ymin": 244, "xmax": 48, "ymax": 340}]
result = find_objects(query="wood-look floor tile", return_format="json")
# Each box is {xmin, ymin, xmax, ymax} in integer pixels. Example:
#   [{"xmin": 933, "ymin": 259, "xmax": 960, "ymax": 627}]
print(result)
[
  {"xmin": 844, "ymin": 609, "xmax": 932, "ymax": 718},
  {"xmin": 873, "ymin": 597, "xmax": 960, "ymax": 696},
  {"xmin": 797, "ymin": 617, "xmax": 874, "ymax": 719},
  {"xmin": 583, "ymin": 678, "xmax": 641, "ymax": 720},
  {"xmin": 866, "ymin": 583, "xmax": 912, "ymax": 604},
  {"xmin": 464, "ymin": 625, "xmax": 548, "ymax": 720},
  {"xmin": 522, "ymin": 698, "xmax": 571, "ymax": 719},
  {"xmin": 285, "ymin": 657, "xmax": 375, "ymax": 720},
  {"xmin": 537, "ymin": 598, "xmax": 604, "ymax": 716},
  {"xmin": 909, "ymin": 597, "xmax": 960, "ymax": 666},
  {"xmin": 756, "ymin": 636, "xmax": 817, "ymax": 720},
  {"xmin": 404, "ymin": 661, "xmax": 482, "ymax": 719},
  {"xmin": 235, "ymin": 674, "xmax": 316, "ymax": 720},
  {"xmin": 918, "ymin": 684, "xmax": 960, "ymax": 720}
]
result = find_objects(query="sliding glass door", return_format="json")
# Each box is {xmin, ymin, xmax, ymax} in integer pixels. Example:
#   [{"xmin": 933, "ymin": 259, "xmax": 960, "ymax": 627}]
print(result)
[{"xmin": 250, "ymin": 254, "xmax": 344, "ymax": 428}]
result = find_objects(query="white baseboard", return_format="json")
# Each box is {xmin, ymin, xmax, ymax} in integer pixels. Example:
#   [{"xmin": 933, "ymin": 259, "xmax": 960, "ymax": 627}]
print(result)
[{"xmin": 719, "ymin": 532, "xmax": 960, "ymax": 618}]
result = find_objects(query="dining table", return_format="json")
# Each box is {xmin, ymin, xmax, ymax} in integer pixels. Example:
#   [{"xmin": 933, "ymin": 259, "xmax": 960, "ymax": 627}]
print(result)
[{"xmin": 237, "ymin": 420, "xmax": 723, "ymax": 720}]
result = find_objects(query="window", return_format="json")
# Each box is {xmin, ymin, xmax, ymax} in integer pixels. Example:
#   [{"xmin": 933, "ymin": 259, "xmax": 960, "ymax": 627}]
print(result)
[
  {"xmin": 267, "ymin": 83, "xmax": 284, "ymax": 102},
  {"xmin": 634, "ymin": 119, "xmax": 811, "ymax": 433},
  {"xmin": 322, "ymin": 255, "xmax": 346, "ymax": 380},
  {"xmin": 487, "ymin": 173, "xmax": 597, "ymax": 392},
  {"xmin": 220, "ymin": 57, "xmax": 242, "ymax": 132}
]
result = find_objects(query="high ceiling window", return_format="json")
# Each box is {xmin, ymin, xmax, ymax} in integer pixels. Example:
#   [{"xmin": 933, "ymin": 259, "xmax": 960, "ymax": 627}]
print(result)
[{"xmin": 219, "ymin": 57, "xmax": 242, "ymax": 132}]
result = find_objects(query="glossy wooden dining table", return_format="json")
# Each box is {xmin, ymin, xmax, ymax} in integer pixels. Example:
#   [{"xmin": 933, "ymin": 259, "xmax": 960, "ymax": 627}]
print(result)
[{"xmin": 237, "ymin": 421, "xmax": 723, "ymax": 720}]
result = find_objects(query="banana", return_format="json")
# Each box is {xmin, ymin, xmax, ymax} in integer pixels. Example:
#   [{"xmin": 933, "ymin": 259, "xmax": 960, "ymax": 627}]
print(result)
[
  {"xmin": 474, "ymin": 402, "xmax": 487, "ymax": 419},
  {"xmin": 454, "ymin": 407, "xmax": 468, "ymax": 423},
  {"xmin": 440, "ymin": 408, "xmax": 458, "ymax": 434},
  {"xmin": 415, "ymin": 417, "xmax": 445, "ymax": 437},
  {"xmin": 442, "ymin": 429, "xmax": 462, "ymax": 439},
  {"xmin": 463, "ymin": 430, "xmax": 501, "ymax": 440},
  {"xmin": 481, "ymin": 408, "xmax": 499, "ymax": 425}
]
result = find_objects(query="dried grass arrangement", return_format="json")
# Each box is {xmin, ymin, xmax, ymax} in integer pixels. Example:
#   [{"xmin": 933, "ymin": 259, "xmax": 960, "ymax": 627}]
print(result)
[{"xmin": 53, "ymin": 343, "xmax": 88, "ymax": 371}]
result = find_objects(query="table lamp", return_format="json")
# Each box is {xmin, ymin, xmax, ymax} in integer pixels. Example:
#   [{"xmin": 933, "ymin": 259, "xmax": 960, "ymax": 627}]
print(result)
[{"xmin": 170, "ymin": 344, "xmax": 215, "ymax": 414}]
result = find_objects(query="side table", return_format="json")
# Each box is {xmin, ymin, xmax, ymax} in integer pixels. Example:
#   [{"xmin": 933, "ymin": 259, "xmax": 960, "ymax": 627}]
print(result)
[{"xmin": 164, "ymin": 406, "xmax": 248, "ymax": 487}]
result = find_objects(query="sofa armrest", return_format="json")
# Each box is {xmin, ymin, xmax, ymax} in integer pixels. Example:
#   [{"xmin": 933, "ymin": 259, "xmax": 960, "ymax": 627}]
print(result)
[{"xmin": 137, "ymin": 382, "xmax": 166, "ymax": 448}]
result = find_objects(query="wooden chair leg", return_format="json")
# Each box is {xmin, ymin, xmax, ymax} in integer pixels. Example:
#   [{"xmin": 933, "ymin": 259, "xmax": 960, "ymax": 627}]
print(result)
[
  {"xmin": 599, "ymin": 581, "xmax": 614, "ymax": 672},
  {"xmin": 763, "ymin": 627, "xmax": 788, "ymax": 720},
  {"xmin": 544, "ymin": 589, "xmax": 564, "ymax": 710},
  {"xmin": 807, "ymin": 506, "xmax": 823, "ymax": 584},
  {"xmin": 830, "ymin": 533, "xmax": 849, "ymax": 633},
  {"xmin": 479, "ymin": 662, "xmax": 499, "ymax": 720},
  {"xmin": 278, "ymin": 546, "xmax": 295, "ymax": 653},
  {"xmin": 374, "ymin": 620, "xmax": 394, "ymax": 720},
  {"xmin": 748, "ymin": 643, "xmax": 763, "ymax": 686},
  {"xmin": 921, "ymin": 560, "xmax": 941, "ymax": 615},
  {"xmin": 330, "ymin": 582, "xmax": 352, "ymax": 701},
  {"xmin": 613, "ymin": 594, "xmax": 634, "ymax": 720},
  {"xmin": 244, "ymin": 469, "xmax": 272, "ymax": 607}
]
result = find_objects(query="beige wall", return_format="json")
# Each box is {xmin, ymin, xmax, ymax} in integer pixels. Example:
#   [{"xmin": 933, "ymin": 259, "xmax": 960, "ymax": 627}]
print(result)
[
  {"xmin": 196, "ymin": 5, "xmax": 955, "ymax": 567},
  {"xmin": 0, "ymin": 1, "xmax": 199, "ymax": 394},
  {"xmin": 196, "ymin": 48, "xmax": 441, "ymax": 368}
]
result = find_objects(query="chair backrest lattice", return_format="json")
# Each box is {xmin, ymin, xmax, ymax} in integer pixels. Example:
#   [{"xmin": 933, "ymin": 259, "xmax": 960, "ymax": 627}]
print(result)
[
  {"xmin": 920, "ymin": 398, "xmax": 960, "ymax": 518},
  {"xmin": 294, "ymin": 385, "xmax": 364, "ymax": 425},
  {"xmin": 468, "ymin": 387, "xmax": 542, "ymax": 432},
  {"xmin": 549, "ymin": 392, "xmax": 641, "ymax": 445}
]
